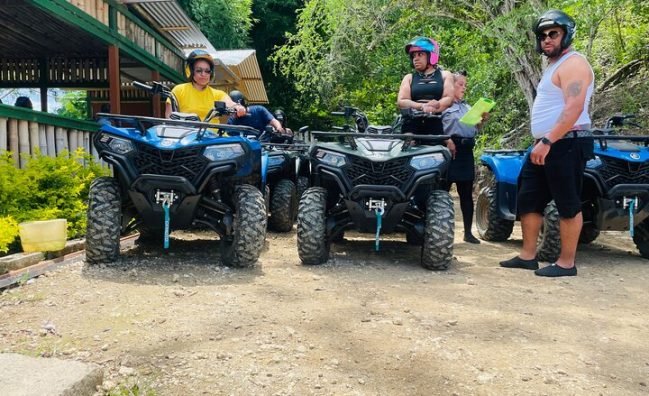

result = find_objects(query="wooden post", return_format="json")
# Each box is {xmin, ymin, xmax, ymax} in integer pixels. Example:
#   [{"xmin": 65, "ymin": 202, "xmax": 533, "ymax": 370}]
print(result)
[
  {"xmin": 108, "ymin": 45, "xmax": 121, "ymax": 114},
  {"xmin": 0, "ymin": 117, "xmax": 7, "ymax": 152},
  {"xmin": 29, "ymin": 122, "xmax": 39, "ymax": 154},
  {"xmin": 40, "ymin": 87, "xmax": 48, "ymax": 112},
  {"xmin": 69, "ymin": 129, "xmax": 79, "ymax": 154},
  {"xmin": 8, "ymin": 119, "xmax": 19, "ymax": 166},
  {"xmin": 18, "ymin": 120, "xmax": 30, "ymax": 167},
  {"xmin": 55, "ymin": 127, "xmax": 68, "ymax": 154},
  {"xmin": 46, "ymin": 125, "xmax": 56, "ymax": 156},
  {"xmin": 38, "ymin": 124, "xmax": 47, "ymax": 154},
  {"xmin": 152, "ymin": 70, "xmax": 161, "ymax": 117}
]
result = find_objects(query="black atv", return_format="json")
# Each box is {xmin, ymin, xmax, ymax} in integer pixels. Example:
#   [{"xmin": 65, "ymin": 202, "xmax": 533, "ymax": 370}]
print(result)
[
  {"xmin": 262, "ymin": 126, "xmax": 310, "ymax": 232},
  {"xmin": 86, "ymin": 81, "xmax": 267, "ymax": 267},
  {"xmin": 296, "ymin": 108, "xmax": 455, "ymax": 270}
]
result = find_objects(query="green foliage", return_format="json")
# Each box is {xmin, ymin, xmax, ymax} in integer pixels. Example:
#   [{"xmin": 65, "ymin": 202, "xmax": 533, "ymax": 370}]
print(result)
[
  {"xmin": 272, "ymin": 0, "xmax": 648, "ymax": 145},
  {"xmin": 55, "ymin": 91, "xmax": 88, "ymax": 120},
  {"xmin": 250, "ymin": 0, "xmax": 303, "ymax": 120},
  {"xmin": 0, "ymin": 150, "xmax": 109, "ymax": 254},
  {"xmin": 179, "ymin": 0, "xmax": 253, "ymax": 49},
  {"xmin": 0, "ymin": 216, "xmax": 18, "ymax": 254}
]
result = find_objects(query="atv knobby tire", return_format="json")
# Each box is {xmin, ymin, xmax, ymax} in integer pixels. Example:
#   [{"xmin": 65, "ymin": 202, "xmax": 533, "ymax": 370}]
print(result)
[
  {"xmin": 536, "ymin": 201, "xmax": 561, "ymax": 262},
  {"xmin": 421, "ymin": 190, "xmax": 455, "ymax": 270},
  {"xmin": 633, "ymin": 219, "xmax": 649, "ymax": 259},
  {"xmin": 475, "ymin": 184, "xmax": 514, "ymax": 242},
  {"xmin": 579, "ymin": 224, "xmax": 600, "ymax": 244},
  {"xmin": 221, "ymin": 185, "xmax": 267, "ymax": 267},
  {"xmin": 86, "ymin": 177, "xmax": 122, "ymax": 264},
  {"xmin": 297, "ymin": 187, "xmax": 329, "ymax": 265},
  {"xmin": 269, "ymin": 179, "xmax": 297, "ymax": 232}
]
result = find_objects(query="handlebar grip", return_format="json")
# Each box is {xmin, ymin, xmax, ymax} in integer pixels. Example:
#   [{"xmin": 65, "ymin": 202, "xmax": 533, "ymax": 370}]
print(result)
[
  {"xmin": 331, "ymin": 112, "xmax": 346, "ymax": 116},
  {"xmin": 132, "ymin": 81, "xmax": 153, "ymax": 91}
]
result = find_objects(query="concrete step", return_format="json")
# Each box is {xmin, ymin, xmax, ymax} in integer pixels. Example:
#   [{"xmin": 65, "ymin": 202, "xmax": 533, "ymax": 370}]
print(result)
[{"xmin": 0, "ymin": 353, "xmax": 103, "ymax": 396}]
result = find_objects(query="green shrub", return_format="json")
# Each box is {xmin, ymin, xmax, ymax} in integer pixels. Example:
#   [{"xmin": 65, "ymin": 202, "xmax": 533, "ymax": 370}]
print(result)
[
  {"xmin": 0, "ymin": 149, "xmax": 109, "ymax": 254},
  {"xmin": 0, "ymin": 216, "xmax": 19, "ymax": 253}
]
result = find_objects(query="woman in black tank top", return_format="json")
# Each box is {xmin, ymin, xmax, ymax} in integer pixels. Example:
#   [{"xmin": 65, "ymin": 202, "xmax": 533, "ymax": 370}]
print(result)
[{"xmin": 397, "ymin": 37, "xmax": 454, "ymax": 136}]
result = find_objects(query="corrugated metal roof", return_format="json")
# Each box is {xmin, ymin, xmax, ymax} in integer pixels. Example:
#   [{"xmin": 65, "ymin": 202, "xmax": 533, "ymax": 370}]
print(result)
[
  {"xmin": 213, "ymin": 50, "xmax": 268, "ymax": 104},
  {"xmin": 120, "ymin": 1, "xmax": 268, "ymax": 103},
  {"xmin": 121, "ymin": 0, "xmax": 216, "ymax": 52}
]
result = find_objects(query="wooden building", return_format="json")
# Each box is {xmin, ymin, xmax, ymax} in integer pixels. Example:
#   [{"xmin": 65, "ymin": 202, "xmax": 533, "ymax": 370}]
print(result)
[{"xmin": 0, "ymin": 0, "xmax": 267, "ymax": 166}]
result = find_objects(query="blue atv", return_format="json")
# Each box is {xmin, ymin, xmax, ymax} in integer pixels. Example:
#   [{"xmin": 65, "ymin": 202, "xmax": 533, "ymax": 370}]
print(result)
[
  {"xmin": 476, "ymin": 115, "xmax": 649, "ymax": 261},
  {"xmin": 85, "ymin": 81, "xmax": 267, "ymax": 267},
  {"xmin": 261, "ymin": 126, "xmax": 310, "ymax": 232}
]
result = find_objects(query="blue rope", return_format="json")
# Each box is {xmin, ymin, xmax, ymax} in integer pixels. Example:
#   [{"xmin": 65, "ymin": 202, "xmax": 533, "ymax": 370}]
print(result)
[
  {"xmin": 163, "ymin": 201, "xmax": 170, "ymax": 249},
  {"xmin": 375, "ymin": 209, "xmax": 383, "ymax": 251},
  {"xmin": 629, "ymin": 197, "xmax": 636, "ymax": 238}
]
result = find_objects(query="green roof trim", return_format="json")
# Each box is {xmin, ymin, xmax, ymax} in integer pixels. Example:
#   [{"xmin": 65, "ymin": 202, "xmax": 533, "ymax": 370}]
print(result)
[
  {"xmin": 30, "ymin": 0, "xmax": 184, "ymax": 83},
  {"xmin": 0, "ymin": 105, "xmax": 99, "ymax": 133}
]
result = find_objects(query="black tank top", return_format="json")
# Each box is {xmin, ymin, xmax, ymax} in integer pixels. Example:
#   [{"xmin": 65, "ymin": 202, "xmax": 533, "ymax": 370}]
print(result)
[
  {"xmin": 402, "ymin": 68, "xmax": 444, "ymax": 136},
  {"xmin": 410, "ymin": 68, "xmax": 444, "ymax": 102}
]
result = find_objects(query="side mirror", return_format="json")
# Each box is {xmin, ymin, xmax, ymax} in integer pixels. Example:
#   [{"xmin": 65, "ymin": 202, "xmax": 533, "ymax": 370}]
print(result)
[{"xmin": 298, "ymin": 126, "xmax": 309, "ymax": 135}]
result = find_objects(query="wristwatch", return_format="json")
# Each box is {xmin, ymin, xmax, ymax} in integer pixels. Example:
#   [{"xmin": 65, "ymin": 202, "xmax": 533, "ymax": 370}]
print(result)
[{"xmin": 540, "ymin": 136, "xmax": 553, "ymax": 146}]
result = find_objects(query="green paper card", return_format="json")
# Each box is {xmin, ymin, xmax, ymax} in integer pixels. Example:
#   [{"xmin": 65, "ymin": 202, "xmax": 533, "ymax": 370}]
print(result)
[{"xmin": 459, "ymin": 98, "xmax": 496, "ymax": 126}]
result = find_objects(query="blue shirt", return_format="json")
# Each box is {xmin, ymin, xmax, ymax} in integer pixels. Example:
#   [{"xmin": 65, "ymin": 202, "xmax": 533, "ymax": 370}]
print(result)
[
  {"xmin": 228, "ymin": 105, "xmax": 274, "ymax": 134},
  {"xmin": 442, "ymin": 100, "xmax": 478, "ymax": 138}
]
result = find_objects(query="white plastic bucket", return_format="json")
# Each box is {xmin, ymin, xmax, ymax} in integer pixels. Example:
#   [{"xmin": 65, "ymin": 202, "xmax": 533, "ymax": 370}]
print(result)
[{"xmin": 19, "ymin": 219, "xmax": 68, "ymax": 252}]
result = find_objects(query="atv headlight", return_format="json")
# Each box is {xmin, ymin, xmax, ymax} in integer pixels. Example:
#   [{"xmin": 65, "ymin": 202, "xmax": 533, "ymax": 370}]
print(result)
[
  {"xmin": 316, "ymin": 149, "xmax": 347, "ymax": 167},
  {"xmin": 268, "ymin": 155, "xmax": 285, "ymax": 167},
  {"xmin": 410, "ymin": 153, "xmax": 445, "ymax": 170},
  {"xmin": 203, "ymin": 144, "xmax": 244, "ymax": 161},
  {"xmin": 106, "ymin": 136, "xmax": 135, "ymax": 155}
]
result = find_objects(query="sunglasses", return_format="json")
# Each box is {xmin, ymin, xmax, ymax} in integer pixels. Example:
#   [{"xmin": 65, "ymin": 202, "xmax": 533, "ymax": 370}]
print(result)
[
  {"xmin": 194, "ymin": 67, "xmax": 212, "ymax": 75},
  {"xmin": 537, "ymin": 30, "xmax": 560, "ymax": 41}
]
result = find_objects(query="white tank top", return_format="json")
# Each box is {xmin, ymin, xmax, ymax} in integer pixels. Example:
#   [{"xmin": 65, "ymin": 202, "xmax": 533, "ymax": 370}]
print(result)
[{"xmin": 531, "ymin": 51, "xmax": 594, "ymax": 138}]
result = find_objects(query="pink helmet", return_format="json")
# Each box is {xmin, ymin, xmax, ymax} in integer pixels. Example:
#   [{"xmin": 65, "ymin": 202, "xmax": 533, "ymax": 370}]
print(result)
[{"xmin": 405, "ymin": 37, "xmax": 439, "ymax": 66}]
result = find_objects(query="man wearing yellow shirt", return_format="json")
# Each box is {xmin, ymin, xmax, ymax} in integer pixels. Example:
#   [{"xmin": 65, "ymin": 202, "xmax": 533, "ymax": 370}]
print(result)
[{"xmin": 165, "ymin": 50, "xmax": 245, "ymax": 122}]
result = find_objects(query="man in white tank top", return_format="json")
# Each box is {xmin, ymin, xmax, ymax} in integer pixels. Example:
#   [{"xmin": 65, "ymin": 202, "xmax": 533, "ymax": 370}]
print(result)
[{"xmin": 500, "ymin": 10, "xmax": 594, "ymax": 277}]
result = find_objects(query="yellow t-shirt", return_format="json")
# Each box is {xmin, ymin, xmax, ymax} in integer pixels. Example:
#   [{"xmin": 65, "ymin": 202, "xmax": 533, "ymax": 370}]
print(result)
[{"xmin": 169, "ymin": 83, "xmax": 229, "ymax": 122}]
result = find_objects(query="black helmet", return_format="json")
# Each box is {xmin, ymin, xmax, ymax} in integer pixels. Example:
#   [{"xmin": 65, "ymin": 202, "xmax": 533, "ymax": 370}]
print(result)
[
  {"xmin": 533, "ymin": 10, "xmax": 576, "ymax": 54},
  {"xmin": 229, "ymin": 90, "xmax": 247, "ymax": 107},
  {"xmin": 185, "ymin": 49, "xmax": 215, "ymax": 81},
  {"xmin": 273, "ymin": 109, "xmax": 286, "ymax": 125}
]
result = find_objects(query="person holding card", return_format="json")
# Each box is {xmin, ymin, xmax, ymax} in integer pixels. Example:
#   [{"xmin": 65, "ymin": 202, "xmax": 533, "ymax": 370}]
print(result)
[
  {"xmin": 499, "ymin": 10, "xmax": 594, "ymax": 277},
  {"xmin": 397, "ymin": 36, "xmax": 454, "ymax": 138},
  {"xmin": 442, "ymin": 70, "xmax": 490, "ymax": 244}
]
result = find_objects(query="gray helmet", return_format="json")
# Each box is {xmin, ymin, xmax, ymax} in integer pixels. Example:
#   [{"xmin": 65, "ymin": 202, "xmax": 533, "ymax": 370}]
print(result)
[
  {"xmin": 229, "ymin": 90, "xmax": 247, "ymax": 107},
  {"xmin": 533, "ymin": 10, "xmax": 576, "ymax": 54}
]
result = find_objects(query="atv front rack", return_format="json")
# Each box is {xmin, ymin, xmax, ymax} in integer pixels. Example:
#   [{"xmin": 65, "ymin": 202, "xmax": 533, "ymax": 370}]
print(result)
[
  {"xmin": 96, "ymin": 113, "xmax": 261, "ymax": 139},
  {"xmin": 311, "ymin": 131, "xmax": 450, "ymax": 150},
  {"xmin": 593, "ymin": 135, "xmax": 649, "ymax": 150}
]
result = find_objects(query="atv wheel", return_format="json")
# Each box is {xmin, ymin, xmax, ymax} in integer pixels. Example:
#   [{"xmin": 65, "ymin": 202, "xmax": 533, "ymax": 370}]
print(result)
[
  {"xmin": 297, "ymin": 176, "xmax": 309, "ymax": 199},
  {"xmin": 297, "ymin": 187, "xmax": 329, "ymax": 265},
  {"xmin": 421, "ymin": 190, "xmax": 455, "ymax": 270},
  {"xmin": 221, "ymin": 185, "xmax": 267, "ymax": 267},
  {"xmin": 269, "ymin": 179, "xmax": 297, "ymax": 232},
  {"xmin": 86, "ymin": 177, "xmax": 122, "ymax": 264},
  {"xmin": 633, "ymin": 219, "xmax": 649, "ymax": 259},
  {"xmin": 579, "ymin": 224, "xmax": 600, "ymax": 244},
  {"xmin": 536, "ymin": 201, "xmax": 561, "ymax": 262},
  {"xmin": 475, "ymin": 184, "xmax": 514, "ymax": 242}
]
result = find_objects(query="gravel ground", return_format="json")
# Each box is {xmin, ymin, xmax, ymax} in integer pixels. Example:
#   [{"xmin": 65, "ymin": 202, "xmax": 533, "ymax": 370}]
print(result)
[{"xmin": 2, "ymin": 209, "xmax": 649, "ymax": 395}]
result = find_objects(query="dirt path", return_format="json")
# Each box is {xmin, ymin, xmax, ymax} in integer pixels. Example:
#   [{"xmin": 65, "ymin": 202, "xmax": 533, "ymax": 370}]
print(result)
[{"xmin": 2, "ymin": 213, "xmax": 649, "ymax": 395}]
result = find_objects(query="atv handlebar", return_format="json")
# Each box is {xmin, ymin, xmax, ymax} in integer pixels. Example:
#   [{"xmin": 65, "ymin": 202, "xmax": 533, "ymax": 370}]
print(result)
[
  {"xmin": 132, "ymin": 80, "xmax": 179, "ymax": 113},
  {"xmin": 400, "ymin": 108, "xmax": 442, "ymax": 119}
]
